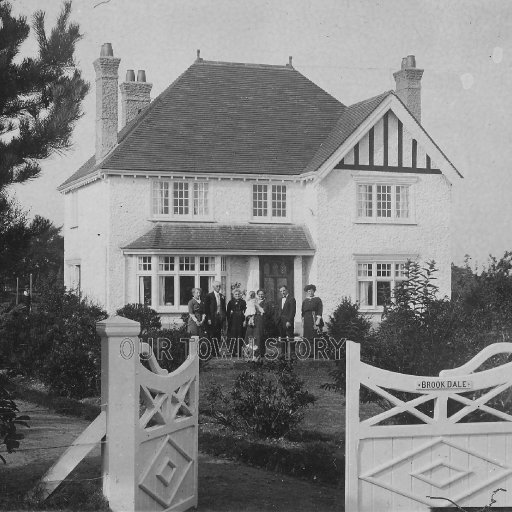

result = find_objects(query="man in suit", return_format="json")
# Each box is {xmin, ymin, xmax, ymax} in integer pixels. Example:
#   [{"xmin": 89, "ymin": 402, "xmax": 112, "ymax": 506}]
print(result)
[
  {"xmin": 277, "ymin": 285, "xmax": 296, "ymax": 339},
  {"xmin": 204, "ymin": 281, "xmax": 227, "ymax": 348}
]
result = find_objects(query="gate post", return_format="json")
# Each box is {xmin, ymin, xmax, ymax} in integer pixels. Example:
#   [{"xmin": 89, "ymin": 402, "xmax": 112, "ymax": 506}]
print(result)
[
  {"xmin": 97, "ymin": 315, "xmax": 141, "ymax": 512},
  {"xmin": 345, "ymin": 340, "xmax": 361, "ymax": 512}
]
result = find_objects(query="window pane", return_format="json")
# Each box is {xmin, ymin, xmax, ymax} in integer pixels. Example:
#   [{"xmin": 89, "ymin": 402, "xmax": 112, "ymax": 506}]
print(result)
[
  {"xmin": 376, "ymin": 263, "xmax": 391, "ymax": 277},
  {"xmin": 139, "ymin": 276, "xmax": 152, "ymax": 305},
  {"xmin": 376, "ymin": 281, "xmax": 391, "ymax": 306},
  {"xmin": 153, "ymin": 181, "xmax": 169, "ymax": 215},
  {"xmin": 357, "ymin": 184, "xmax": 373, "ymax": 217},
  {"xmin": 395, "ymin": 263, "xmax": 407, "ymax": 278},
  {"xmin": 221, "ymin": 257, "xmax": 227, "ymax": 272},
  {"xmin": 159, "ymin": 256, "xmax": 174, "ymax": 272},
  {"xmin": 253, "ymin": 184, "xmax": 268, "ymax": 217},
  {"xmin": 138, "ymin": 256, "xmax": 152, "ymax": 271},
  {"xmin": 358, "ymin": 263, "xmax": 373, "ymax": 277},
  {"xmin": 377, "ymin": 185, "xmax": 392, "ymax": 217},
  {"xmin": 395, "ymin": 185, "xmax": 409, "ymax": 218},
  {"xmin": 271, "ymin": 185, "xmax": 287, "ymax": 217},
  {"xmin": 179, "ymin": 275, "xmax": 195, "ymax": 306},
  {"xmin": 173, "ymin": 182, "xmax": 189, "ymax": 215},
  {"xmin": 179, "ymin": 256, "xmax": 195, "ymax": 271},
  {"xmin": 193, "ymin": 182, "xmax": 208, "ymax": 216},
  {"xmin": 358, "ymin": 281, "xmax": 373, "ymax": 306},
  {"xmin": 199, "ymin": 256, "xmax": 215, "ymax": 272},
  {"xmin": 159, "ymin": 276, "xmax": 174, "ymax": 306},
  {"xmin": 199, "ymin": 275, "xmax": 214, "ymax": 297}
]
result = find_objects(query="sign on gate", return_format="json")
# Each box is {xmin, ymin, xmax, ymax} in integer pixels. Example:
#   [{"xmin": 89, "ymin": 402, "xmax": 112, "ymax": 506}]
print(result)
[{"xmin": 345, "ymin": 341, "xmax": 512, "ymax": 511}]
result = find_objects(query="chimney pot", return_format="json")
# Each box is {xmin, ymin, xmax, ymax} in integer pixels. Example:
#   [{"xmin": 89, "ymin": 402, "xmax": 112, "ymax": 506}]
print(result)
[
  {"xmin": 288, "ymin": 56, "xmax": 293, "ymax": 67},
  {"xmin": 126, "ymin": 69, "xmax": 135, "ymax": 82},
  {"xmin": 100, "ymin": 43, "xmax": 114, "ymax": 57},
  {"xmin": 137, "ymin": 70, "xmax": 146, "ymax": 82},
  {"xmin": 402, "ymin": 55, "xmax": 416, "ymax": 69}
]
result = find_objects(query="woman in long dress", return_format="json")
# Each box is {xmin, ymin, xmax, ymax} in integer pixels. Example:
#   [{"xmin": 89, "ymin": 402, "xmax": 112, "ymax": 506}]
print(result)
[
  {"xmin": 227, "ymin": 288, "xmax": 246, "ymax": 355},
  {"xmin": 187, "ymin": 288, "xmax": 206, "ymax": 336},
  {"xmin": 301, "ymin": 284, "xmax": 323, "ymax": 341}
]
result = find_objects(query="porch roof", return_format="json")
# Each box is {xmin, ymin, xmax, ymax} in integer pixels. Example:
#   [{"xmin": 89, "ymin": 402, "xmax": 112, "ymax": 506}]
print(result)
[{"xmin": 122, "ymin": 223, "xmax": 315, "ymax": 254}]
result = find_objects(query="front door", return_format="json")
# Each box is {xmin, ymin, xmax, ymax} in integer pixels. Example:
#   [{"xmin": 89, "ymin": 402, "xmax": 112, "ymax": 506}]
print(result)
[{"xmin": 259, "ymin": 256, "xmax": 294, "ymax": 305}]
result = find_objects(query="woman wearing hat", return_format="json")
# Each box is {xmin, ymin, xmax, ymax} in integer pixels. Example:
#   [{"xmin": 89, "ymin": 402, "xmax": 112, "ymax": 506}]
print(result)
[{"xmin": 301, "ymin": 284, "xmax": 323, "ymax": 341}]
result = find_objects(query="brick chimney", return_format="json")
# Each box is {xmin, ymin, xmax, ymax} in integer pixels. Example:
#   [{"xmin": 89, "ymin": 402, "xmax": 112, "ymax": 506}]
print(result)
[
  {"xmin": 393, "ymin": 55, "xmax": 424, "ymax": 122},
  {"xmin": 93, "ymin": 43, "xmax": 121, "ymax": 162},
  {"xmin": 119, "ymin": 69, "xmax": 152, "ymax": 127}
]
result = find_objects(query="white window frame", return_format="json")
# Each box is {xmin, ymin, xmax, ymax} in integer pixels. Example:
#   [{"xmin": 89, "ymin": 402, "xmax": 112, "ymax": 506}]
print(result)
[
  {"xmin": 354, "ymin": 254, "xmax": 416, "ymax": 312},
  {"xmin": 134, "ymin": 255, "xmax": 226, "ymax": 312},
  {"xmin": 353, "ymin": 174, "xmax": 417, "ymax": 224},
  {"xmin": 151, "ymin": 179, "xmax": 211, "ymax": 221},
  {"xmin": 251, "ymin": 183, "xmax": 290, "ymax": 222}
]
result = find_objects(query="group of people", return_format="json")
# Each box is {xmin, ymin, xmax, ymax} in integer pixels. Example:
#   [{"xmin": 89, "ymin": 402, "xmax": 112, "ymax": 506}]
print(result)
[{"xmin": 187, "ymin": 280, "xmax": 323, "ymax": 358}]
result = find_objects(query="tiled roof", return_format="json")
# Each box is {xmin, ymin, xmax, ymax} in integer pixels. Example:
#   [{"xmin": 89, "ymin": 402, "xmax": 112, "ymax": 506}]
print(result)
[{"xmin": 122, "ymin": 223, "xmax": 315, "ymax": 253}]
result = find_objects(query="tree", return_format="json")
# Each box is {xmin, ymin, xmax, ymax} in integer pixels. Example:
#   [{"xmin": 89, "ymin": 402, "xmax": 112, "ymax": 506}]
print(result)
[
  {"xmin": 0, "ymin": 0, "xmax": 88, "ymax": 460},
  {"xmin": 0, "ymin": 0, "xmax": 89, "ymax": 189}
]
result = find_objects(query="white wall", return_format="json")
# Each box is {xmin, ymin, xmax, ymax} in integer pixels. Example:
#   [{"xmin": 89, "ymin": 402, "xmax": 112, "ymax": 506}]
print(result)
[
  {"xmin": 63, "ymin": 180, "xmax": 109, "ymax": 307},
  {"xmin": 315, "ymin": 169, "xmax": 452, "ymax": 319}
]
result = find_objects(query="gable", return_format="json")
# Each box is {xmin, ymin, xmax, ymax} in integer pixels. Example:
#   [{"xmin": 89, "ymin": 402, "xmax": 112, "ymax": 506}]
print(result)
[
  {"xmin": 312, "ymin": 94, "xmax": 462, "ymax": 184},
  {"xmin": 338, "ymin": 110, "xmax": 441, "ymax": 173}
]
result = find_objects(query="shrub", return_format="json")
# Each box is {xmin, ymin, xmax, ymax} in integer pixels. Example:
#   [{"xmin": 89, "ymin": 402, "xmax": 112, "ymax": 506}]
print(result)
[
  {"xmin": 36, "ymin": 288, "xmax": 107, "ymax": 398},
  {"xmin": 321, "ymin": 297, "xmax": 372, "ymax": 393},
  {"xmin": 206, "ymin": 359, "xmax": 316, "ymax": 438},
  {"xmin": 116, "ymin": 303, "xmax": 162, "ymax": 334},
  {"xmin": 141, "ymin": 324, "xmax": 189, "ymax": 373},
  {"xmin": 0, "ymin": 373, "xmax": 29, "ymax": 463}
]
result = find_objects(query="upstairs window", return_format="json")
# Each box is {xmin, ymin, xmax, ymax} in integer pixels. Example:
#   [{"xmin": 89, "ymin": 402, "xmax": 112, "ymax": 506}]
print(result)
[
  {"xmin": 353, "ymin": 175, "xmax": 417, "ymax": 223},
  {"xmin": 152, "ymin": 180, "xmax": 209, "ymax": 219},
  {"xmin": 252, "ymin": 184, "xmax": 288, "ymax": 221}
]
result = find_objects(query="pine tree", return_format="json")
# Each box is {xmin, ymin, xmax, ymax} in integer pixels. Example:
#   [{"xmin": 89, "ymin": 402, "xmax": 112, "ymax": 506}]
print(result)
[
  {"xmin": 0, "ymin": 0, "xmax": 88, "ymax": 463},
  {"xmin": 0, "ymin": 0, "xmax": 89, "ymax": 188}
]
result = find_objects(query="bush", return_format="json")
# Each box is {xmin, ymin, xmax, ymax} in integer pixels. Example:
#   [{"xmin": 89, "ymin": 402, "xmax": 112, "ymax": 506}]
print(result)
[
  {"xmin": 0, "ymin": 373, "xmax": 29, "ymax": 463},
  {"xmin": 141, "ymin": 324, "xmax": 189, "ymax": 373},
  {"xmin": 206, "ymin": 359, "xmax": 315, "ymax": 438},
  {"xmin": 116, "ymin": 303, "xmax": 161, "ymax": 335},
  {"xmin": 36, "ymin": 287, "xmax": 107, "ymax": 398},
  {"xmin": 321, "ymin": 297, "xmax": 372, "ymax": 393}
]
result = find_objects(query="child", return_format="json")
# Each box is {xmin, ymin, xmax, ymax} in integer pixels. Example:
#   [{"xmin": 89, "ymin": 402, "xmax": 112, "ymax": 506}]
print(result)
[{"xmin": 245, "ymin": 291, "xmax": 257, "ymax": 326}]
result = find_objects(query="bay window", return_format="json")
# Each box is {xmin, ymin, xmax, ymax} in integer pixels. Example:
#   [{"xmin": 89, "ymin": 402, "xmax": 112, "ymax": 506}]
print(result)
[{"xmin": 136, "ymin": 255, "xmax": 222, "ymax": 310}]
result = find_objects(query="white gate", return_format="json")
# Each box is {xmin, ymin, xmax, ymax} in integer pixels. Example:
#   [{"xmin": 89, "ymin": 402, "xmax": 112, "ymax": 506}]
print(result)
[
  {"xmin": 33, "ymin": 316, "xmax": 199, "ymax": 512},
  {"xmin": 345, "ymin": 340, "xmax": 512, "ymax": 511}
]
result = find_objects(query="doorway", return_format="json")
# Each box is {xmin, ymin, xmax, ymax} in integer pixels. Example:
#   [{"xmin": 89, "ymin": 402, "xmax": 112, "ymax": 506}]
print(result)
[{"xmin": 259, "ymin": 256, "xmax": 294, "ymax": 305}]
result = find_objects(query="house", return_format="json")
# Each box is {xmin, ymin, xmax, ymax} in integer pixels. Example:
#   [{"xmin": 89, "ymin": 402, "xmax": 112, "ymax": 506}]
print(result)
[{"xmin": 58, "ymin": 44, "xmax": 461, "ymax": 329}]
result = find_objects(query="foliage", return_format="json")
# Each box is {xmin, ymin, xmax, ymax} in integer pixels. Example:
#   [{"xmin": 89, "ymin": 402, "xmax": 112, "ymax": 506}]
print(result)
[
  {"xmin": 321, "ymin": 297, "xmax": 372, "ymax": 393},
  {"xmin": 0, "ymin": 0, "xmax": 89, "ymax": 189},
  {"xmin": 0, "ymin": 373, "xmax": 29, "ymax": 463},
  {"xmin": 116, "ymin": 303, "xmax": 162, "ymax": 335},
  {"xmin": 34, "ymin": 285, "xmax": 107, "ymax": 398},
  {"xmin": 205, "ymin": 359, "xmax": 316, "ymax": 438},
  {"xmin": 141, "ymin": 324, "xmax": 189, "ymax": 373}
]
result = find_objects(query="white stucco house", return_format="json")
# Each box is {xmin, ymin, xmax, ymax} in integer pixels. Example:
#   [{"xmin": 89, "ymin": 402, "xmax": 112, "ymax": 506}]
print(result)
[{"xmin": 58, "ymin": 44, "xmax": 462, "ymax": 328}]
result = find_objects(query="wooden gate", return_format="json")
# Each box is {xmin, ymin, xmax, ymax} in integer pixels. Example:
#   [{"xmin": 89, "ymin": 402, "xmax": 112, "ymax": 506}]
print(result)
[
  {"xmin": 345, "ymin": 340, "xmax": 512, "ymax": 511},
  {"xmin": 33, "ymin": 316, "xmax": 198, "ymax": 512}
]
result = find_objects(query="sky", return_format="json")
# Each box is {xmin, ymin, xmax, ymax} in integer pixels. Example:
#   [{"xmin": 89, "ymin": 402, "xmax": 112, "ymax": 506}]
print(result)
[{"xmin": 9, "ymin": 0, "xmax": 512, "ymax": 267}]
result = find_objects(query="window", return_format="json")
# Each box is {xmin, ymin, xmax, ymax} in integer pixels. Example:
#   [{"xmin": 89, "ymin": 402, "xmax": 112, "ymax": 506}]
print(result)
[
  {"xmin": 152, "ymin": 180, "xmax": 209, "ymax": 219},
  {"xmin": 252, "ymin": 184, "xmax": 288, "ymax": 220},
  {"xmin": 353, "ymin": 175, "xmax": 416, "ymax": 223},
  {"xmin": 135, "ymin": 255, "xmax": 225, "ymax": 310},
  {"xmin": 357, "ymin": 260, "xmax": 408, "ymax": 309}
]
